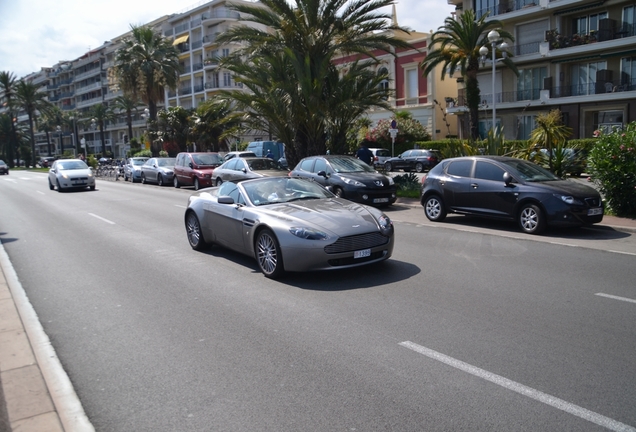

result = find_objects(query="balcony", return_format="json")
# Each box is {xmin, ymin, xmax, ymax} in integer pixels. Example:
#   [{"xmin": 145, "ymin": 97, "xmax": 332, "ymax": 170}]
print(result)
[
  {"xmin": 550, "ymin": 78, "xmax": 636, "ymax": 98},
  {"xmin": 193, "ymin": 84, "xmax": 204, "ymax": 93},
  {"xmin": 180, "ymin": 87, "xmax": 193, "ymax": 95},
  {"xmin": 193, "ymin": 63, "xmax": 203, "ymax": 72},
  {"xmin": 174, "ymin": 22, "xmax": 190, "ymax": 34},
  {"xmin": 201, "ymin": 10, "xmax": 240, "ymax": 22},
  {"xmin": 204, "ymin": 58, "xmax": 219, "ymax": 68}
]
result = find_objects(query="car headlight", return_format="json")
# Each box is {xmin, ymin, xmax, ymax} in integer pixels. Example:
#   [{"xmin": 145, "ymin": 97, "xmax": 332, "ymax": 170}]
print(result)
[
  {"xmin": 387, "ymin": 176, "xmax": 394, "ymax": 186},
  {"xmin": 378, "ymin": 214, "xmax": 393, "ymax": 235},
  {"xmin": 289, "ymin": 227, "xmax": 329, "ymax": 240},
  {"xmin": 88, "ymin": 172, "xmax": 93, "ymax": 178},
  {"xmin": 554, "ymin": 194, "xmax": 583, "ymax": 205},
  {"xmin": 61, "ymin": 173, "xmax": 69, "ymax": 179},
  {"xmin": 340, "ymin": 176, "xmax": 365, "ymax": 187}
]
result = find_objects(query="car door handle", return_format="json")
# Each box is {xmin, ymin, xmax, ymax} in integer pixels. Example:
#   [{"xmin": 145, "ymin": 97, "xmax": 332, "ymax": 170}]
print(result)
[{"xmin": 471, "ymin": 183, "xmax": 479, "ymax": 189}]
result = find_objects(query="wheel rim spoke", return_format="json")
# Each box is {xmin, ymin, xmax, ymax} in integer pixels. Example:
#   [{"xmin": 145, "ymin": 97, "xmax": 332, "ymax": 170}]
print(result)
[{"xmin": 257, "ymin": 235, "xmax": 277, "ymax": 273}]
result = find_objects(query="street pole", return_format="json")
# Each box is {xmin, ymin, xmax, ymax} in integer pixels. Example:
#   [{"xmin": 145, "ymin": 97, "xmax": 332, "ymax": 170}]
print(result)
[
  {"xmin": 479, "ymin": 30, "xmax": 509, "ymax": 135},
  {"xmin": 389, "ymin": 119, "xmax": 398, "ymax": 157}
]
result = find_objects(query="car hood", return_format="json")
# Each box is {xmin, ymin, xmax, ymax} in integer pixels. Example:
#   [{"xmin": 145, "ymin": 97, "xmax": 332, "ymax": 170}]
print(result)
[
  {"xmin": 522, "ymin": 179, "xmax": 599, "ymax": 197},
  {"xmin": 259, "ymin": 198, "xmax": 382, "ymax": 235},
  {"xmin": 254, "ymin": 169, "xmax": 288, "ymax": 177},
  {"xmin": 334, "ymin": 171, "xmax": 392, "ymax": 187}
]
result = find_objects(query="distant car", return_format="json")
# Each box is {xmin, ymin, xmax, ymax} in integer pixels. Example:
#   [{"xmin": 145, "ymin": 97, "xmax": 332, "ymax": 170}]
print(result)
[
  {"xmin": 223, "ymin": 151, "xmax": 257, "ymax": 161},
  {"xmin": 173, "ymin": 152, "xmax": 223, "ymax": 190},
  {"xmin": 140, "ymin": 157, "xmax": 176, "ymax": 186},
  {"xmin": 368, "ymin": 148, "xmax": 391, "ymax": 168},
  {"xmin": 213, "ymin": 157, "xmax": 288, "ymax": 185},
  {"xmin": 0, "ymin": 160, "xmax": 8, "ymax": 175},
  {"xmin": 420, "ymin": 156, "xmax": 604, "ymax": 234},
  {"xmin": 289, "ymin": 155, "xmax": 396, "ymax": 206},
  {"xmin": 124, "ymin": 157, "xmax": 149, "ymax": 182},
  {"xmin": 184, "ymin": 177, "xmax": 394, "ymax": 278},
  {"xmin": 384, "ymin": 149, "xmax": 440, "ymax": 173},
  {"xmin": 48, "ymin": 159, "xmax": 95, "ymax": 192},
  {"xmin": 39, "ymin": 157, "xmax": 56, "ymax": 168}
]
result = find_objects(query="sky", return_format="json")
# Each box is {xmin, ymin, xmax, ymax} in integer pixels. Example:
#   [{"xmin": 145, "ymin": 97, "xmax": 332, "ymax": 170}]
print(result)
[{"xmin": 0, "ymin": 0, "xmax": 455, "ymax": 79}]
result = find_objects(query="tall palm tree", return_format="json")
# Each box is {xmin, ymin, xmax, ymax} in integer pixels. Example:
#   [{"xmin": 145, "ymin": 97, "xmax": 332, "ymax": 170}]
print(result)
[
  {"xmin": 39, "ymin": 106, "xmax": 65, "ymax": 156},
  {"xmin": 191, "ymin": 98, "xmax": 240, "ymax": 152},
  {"xmin": 14, "ymin": 80, "xmax": 54, "ymax": 166},
  {"xmin": 114, "ymin": 95, "xmax": 140, "ymax": 145},
  {"xmin": 152, "ymin": 106, "xmax": 193, "ymax": 154},
  {"xmin": 217, "ymin": 0, "xmax": 414, "ymax": 168},
  {"xmin": 114, "ymin": 25, "xmax": 181, "ymax": 122},
  {"xmin": 89, "ymin": 103, "xmax": 117, "ymax": 156},
  {"xmin": 420, "ymin": 10, "xmax": 516, "ymax": 141},
  {"xmin": 0, "ymin": 71, "xmax": 19, "ymax": 167}
]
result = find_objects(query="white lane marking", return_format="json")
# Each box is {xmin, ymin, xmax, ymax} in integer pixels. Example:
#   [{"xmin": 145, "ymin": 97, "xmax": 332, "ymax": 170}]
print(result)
[
  {"xmin": 174, "ymin": 204, "xmax": 187, "ymax": 209},
  {"xmin": 3, "ymin": 178, "xmax": 17, "ymax": 183},
  {"xmin": 595, "ymin": 293, "xmax": 636, "ymax": 304},
  {"xmin": 37, "ymin": 191, "xmax": 45, "ymax": 195},
  {"xmin": 399, "ymin": 341, "xmax": 636, "ymax": 432},
  {"xmin": 88, "ymin": 213, "xmax": 115, "ymax": 225}
]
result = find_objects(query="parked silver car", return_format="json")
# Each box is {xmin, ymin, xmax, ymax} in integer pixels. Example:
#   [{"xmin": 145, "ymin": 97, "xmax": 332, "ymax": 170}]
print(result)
[
  {"xmin": 140, "ymin": 157, "xmax": 176, "ymax": 186},
  {"xmin": 48, "ymin": 159, "xmax": 95, "ymax": 192},
  {"xmin": 213, "ymin": 157, "xmax": 288, "ymax": 185},
  {"xmin": 184, "ymin": 177, "xmax": 394, "ymax": 278},
  {"xmin": 124, "ymin": 157, "xmax": 149, "ymax": 182}
]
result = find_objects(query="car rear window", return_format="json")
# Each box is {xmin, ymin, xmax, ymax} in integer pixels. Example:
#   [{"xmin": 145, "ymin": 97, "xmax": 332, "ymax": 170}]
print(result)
[{"xmin": 447, "ymin": 160, "xmax": 473, "ymax": 177}]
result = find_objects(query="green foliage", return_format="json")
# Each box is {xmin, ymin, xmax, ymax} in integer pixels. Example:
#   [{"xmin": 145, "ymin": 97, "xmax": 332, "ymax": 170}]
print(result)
[
  {"xmin": 135, "ymin": 150, "xmax": 152, "ymax": 158},
  {"xmin": 87, "ymin": 155, "xmax": 98, "ymax": 169},
  {"xmin": 529, "ymin": 109, "xmax": 573, "ymax": 174},
  {"xmin": 392, "ymin": 172, "xmax": 421, "ymax": 193},
  {"xmin": 588, "ymin": 123, "xmax": 636, "ymax": 217},
  {"xmin": 159, "ymin": 150, "xmax": 168, "ymax": 157},
  {"xmin": 367, "ymin": 117, "xmax": 430, "ymax": 155},
  {"xmin": 483, "ymin": 125, "xmax": 505, "ymax": 155}
]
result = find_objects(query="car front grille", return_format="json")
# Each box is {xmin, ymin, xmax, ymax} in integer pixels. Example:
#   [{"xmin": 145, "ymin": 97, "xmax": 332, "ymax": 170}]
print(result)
[
  {"xmin": 585, "ymin": 197, "xmax": 601, "ymax": 207},
  {"xmin": 324, "ymin": 232, "xmax": 389, "ymax": 254}
]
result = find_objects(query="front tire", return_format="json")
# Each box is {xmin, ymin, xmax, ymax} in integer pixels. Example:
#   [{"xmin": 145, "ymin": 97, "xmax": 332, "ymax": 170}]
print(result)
[
  {"xmin": 174, "ymin": 176, "xmax": 181, "ymax": 188},
  {"xmin": 48, "ymin": 179, "xmax": 54, "ymax": 190},
  {"xmin": 157, "ymin": 174, "xmax": 164, "ymax": 186},
  {"xmin": 216, "ymin": 178, "xmax": 223, "ymax": 186},
  {"xmin": 415, "ymin": 162, "xmax": 424, "ymax": 173},
  {"xmin": 56, "ymin": 180, "xmax": 64, "ymax": 192},
  {"xmin": 333, "ymin": 187, "xmax": 344, "ymax": 198},
  {"xmin": 141, "ymin": 173, "xmax": 146, "ymax": 184},
  {"xmin": 424, "ymin": 194, "xmax": 446, "ymax": 222},
  {"xmin": 384, "ymin": 162, "xmax": 392, "ymax": 172},
  {"xmin": 518, "ymin": 203, "xmax": 545, "ymax": 234},
  {"xmin": 194, "ymin": 177, "xmax": 200, "ymax": 191},
  {"xmin": 255, "ymin": 229, "xmax": 284, "ymax": 279},
  {"xmin": 185, "ymin": 211, "xmax": 207, "ymax": 251}
]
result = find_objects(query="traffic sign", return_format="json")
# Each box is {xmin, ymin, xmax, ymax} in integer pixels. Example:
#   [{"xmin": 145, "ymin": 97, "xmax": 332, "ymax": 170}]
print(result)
[{"xmin": 390, "ymin": 119, "xmax": 397, "ymax": 129}]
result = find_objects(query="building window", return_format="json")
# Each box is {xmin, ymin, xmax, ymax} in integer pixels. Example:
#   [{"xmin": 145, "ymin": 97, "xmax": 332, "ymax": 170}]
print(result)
[
  {"xmin": 378, "ymin": 67, "xmax": 389, "ymax": 91},
  {"xmin": 517, "ymin": 67, "xmax": 546, "ymax": 100},
  {"xmin": 621, "ymin": 56, "xmax": 636, "ymax": 90},
  {"xmin": 517, "ymin": 115, "xmax": 535, "ymax": 140},
  {"xmin": 222, "ymin": 48, "xmax": 230, "ymax": 57},
  {"xmin": 223, "ymin": 72, "xmax": 231, "ymax": 87},
  {"xmin": 622, "ymin": 6, "xmax": 635, "ymax": 36},
  {"xmin": 574, "ymin": 12, "xmax": 608, "ymax": 35},
  {"xmin": 570, "ymin": 60, "xmax": 607, "ymax": 96},
  {"xmin": 595, "ymin": 110, "xmax": 623, "ymax": 134},
  {"xmin": 405, "ymin": 68, "xmax": 418, "ymax": 105}
]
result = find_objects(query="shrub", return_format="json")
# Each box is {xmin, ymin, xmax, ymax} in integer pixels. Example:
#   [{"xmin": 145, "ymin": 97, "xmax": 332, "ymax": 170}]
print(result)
[
  {"xmin": 134, "ymin": 150, "xmax": 152, "ymax": 158},
  {"xmin": 587, "ymin": 123, "xmax": 636, "ymax": 217}
]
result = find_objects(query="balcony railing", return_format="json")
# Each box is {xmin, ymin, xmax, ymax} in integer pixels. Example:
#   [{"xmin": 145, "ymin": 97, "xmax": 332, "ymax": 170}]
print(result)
[
  {"xmin": 193, "ymin": 84, "xmax": 204, "ymax": 93},
  {"xmin": 477, "ymin": 0, "xmax": 538, "ymax": 18},
  {"xmin": 551, "ymin": 78, "xmax": 636, "ymax": 97},
  {"xmin": 202, "ymin": 10, "xmax": 240, "ymax": 21},
  {"xmin": 513, "ymin": 41, "xmax": 541, "ymax": 56}
]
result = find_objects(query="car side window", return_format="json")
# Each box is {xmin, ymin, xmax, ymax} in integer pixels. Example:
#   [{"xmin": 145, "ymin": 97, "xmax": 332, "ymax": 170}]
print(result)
[
  {"xmin": 474, "ymin": 161, "xmax": 506, "ymax": 182},
  {"xmin": 225, "ymin": 159, "xmax": 238, "ymax": 170},
  {"xmin": 314, "ymin": 158, "xmax": 327, "ymax": 173},
  {"xmin": 299, "ymin": 159, "xmax": 314, "ymax": 172},
  {"xmin": 446, "ymin": 160, "xmax": 473, "ymax": 178}
]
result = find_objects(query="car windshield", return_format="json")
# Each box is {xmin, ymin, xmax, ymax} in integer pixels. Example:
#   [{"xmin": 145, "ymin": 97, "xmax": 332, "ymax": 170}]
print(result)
[
  {"xmin": 192, "ymin": 154, "xmax": 222, "ymax": 165},
  {"xmin": 248, "ymin": 158, "xmax": 285, "ymax": 171},
  {"xmin": 132, "ymin": 159, "xmax": 147, "ymax": 166},
  {"xmin": 57, "ymin": 160, "xmax": 88, "ymax": 170},
  {"xmin": 243, "ymin": 177, "xmax": 332, "ymax": 206},
  {"xmin": 500, "ymin": 159, "xmax": 560, "ymax": 182},
  {"xmin": 329, "ymin": 157, "xmax": 374, "ymax": 173},
  {"xmin": 157, "ymin": 158, "xmax": 176, "ymax": 167},
  {"xmin": 375, "ymin": 149, "xmax": 390, "ymax": 157}
]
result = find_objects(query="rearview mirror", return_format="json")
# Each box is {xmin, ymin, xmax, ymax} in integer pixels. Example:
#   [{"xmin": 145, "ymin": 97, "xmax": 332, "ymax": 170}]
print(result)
[
  {"xmin": 317, "ymin": 170, "xmax": 329, "ymax": 178},
  {"xmin": 218, "ymin": 196, "xmax": 234, "ymax": 205},
  {"xmin": 503, "ymin": 172, "xmax": 513, "ymax": 186}
]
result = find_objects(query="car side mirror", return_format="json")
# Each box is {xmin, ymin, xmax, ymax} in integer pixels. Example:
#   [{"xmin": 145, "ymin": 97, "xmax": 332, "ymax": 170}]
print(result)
[
  {"xmin": 189, "ymin": 162, "xmax": 194, "ymax": 169},
  {"xmin": 241, "ymin": 168, "xmax": 247, "ymax": 173},
  {"xmin": 503, "ymin": 172, "xmax": 513, "ymax": 186},
  {"xmin": 317, "ymin": 170, "xmax": 329, "ymax": 178},
  {"xmin": 218, "ymin": 196, "xmax": 234, "ymax": 205}
]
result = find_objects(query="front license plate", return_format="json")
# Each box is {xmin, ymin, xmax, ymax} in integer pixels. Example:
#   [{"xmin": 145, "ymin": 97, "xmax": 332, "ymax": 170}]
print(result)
[
  {"xmin": 587, "ymin": 207, "xmax": 603, "ymax": 216},
  {"xmin": 354, "ymin": 249, "xmax": 371, "ymax": 259},
  {"xmin": 373, "ymin": 197, "xmax": 389, "ymax": 203}
]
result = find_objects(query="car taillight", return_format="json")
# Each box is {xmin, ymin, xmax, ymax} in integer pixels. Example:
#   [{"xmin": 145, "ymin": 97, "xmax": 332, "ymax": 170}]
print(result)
[{"xmin": 421, "ymin": 174, "xmax": 427, "ymax": 184}]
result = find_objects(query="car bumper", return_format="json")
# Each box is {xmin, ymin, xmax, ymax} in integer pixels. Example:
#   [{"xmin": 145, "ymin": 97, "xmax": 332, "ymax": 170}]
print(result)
[
  {"xmin": 347, "ymin": 188, "xmax": 397, "ymax": 206},
  {"xmin": 544, "ymin": 199, "xmax": 604, "ymax": 227},
  {"xmin": 58, "ymin": 178, "xmax": 95, "ymax": 189},
  {"xmin": 281, "ymin": 234, "xmax": 394, "ymax": 272}
]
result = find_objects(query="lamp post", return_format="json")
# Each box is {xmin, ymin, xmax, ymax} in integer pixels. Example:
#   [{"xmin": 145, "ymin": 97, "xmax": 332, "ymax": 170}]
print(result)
[
  {"xmin": 91, "ymin": 118, "xmax": 97, "ymax": 154},
  {"xmin": 56, "ymin": 125, "xmax": 63, "ymax": 155},
  {"xmin": 479, "ymin": 30, "xmax": 509, "ymax": 134}
]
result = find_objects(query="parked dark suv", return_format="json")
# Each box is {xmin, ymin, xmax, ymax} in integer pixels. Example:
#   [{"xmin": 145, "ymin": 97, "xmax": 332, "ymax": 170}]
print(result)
[
  {"xmin": 384, "ymin": 149, "xmax": 440, "ymax": 173},
  {"xmin": 420, "ymin": 156, "xmax": 604, "ymax": 234}
]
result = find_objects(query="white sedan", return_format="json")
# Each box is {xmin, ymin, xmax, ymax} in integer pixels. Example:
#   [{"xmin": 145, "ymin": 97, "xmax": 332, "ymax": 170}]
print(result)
[{"xmin": 48, "ymin": 159, "xmax": 95, "ymax": 192}]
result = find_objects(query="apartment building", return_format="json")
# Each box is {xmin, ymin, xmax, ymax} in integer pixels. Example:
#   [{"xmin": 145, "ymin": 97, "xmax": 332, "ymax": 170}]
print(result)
[{"xmin": 447, "ymin": 0, "xmax": 636, "ymax": 139}]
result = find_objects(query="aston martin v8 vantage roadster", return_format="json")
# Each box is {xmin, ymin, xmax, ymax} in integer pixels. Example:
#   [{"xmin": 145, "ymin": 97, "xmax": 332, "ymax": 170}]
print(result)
[{"xmin": 184, "ymin": 177, "xmax": 394, "ymax": 278}]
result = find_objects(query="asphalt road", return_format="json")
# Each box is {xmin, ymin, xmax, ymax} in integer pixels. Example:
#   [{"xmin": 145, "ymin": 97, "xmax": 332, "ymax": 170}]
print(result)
[{"xmin": 1, "ymin": 172, "xmax": 635, "ymax": 431}]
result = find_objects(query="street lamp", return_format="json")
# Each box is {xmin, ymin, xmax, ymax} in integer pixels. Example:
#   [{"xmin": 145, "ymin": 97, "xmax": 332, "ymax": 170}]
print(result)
[
  {"xmin": 91, "ymin": 118, "xmax": 97, "ymax": 154},
  {"xmin": 56, "ymin": 125, "xmax": 63, "ymax": 155},
  {"xmin": 480, "ymin": 30, "xmax": 509, "ymax": 134}
]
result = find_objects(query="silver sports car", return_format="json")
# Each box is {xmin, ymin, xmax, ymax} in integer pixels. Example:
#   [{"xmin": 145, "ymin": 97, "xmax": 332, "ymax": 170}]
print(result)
[{"xmin": 184, "ymin": 177, "xmax": 394, "ymax": 278}]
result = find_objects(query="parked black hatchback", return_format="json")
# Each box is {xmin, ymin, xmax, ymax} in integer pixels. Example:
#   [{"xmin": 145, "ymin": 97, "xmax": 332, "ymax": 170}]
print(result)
[
  {"xmin": 420, "ymin": 156, "xmax": 604, "ymax": 234},
  {"xmin": 384, "ymin": 149, "xmax": 440, "ymax": 173},
  {"xmin": 290, "ymin": 155, "xmax": 397, "ymax": 206}
]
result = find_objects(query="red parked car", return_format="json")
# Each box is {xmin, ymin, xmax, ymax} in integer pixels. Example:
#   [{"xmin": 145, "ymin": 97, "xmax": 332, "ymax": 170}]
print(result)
[{"xmin": 173, "ymin": 152, "xmax": 223, "ymax": 190}]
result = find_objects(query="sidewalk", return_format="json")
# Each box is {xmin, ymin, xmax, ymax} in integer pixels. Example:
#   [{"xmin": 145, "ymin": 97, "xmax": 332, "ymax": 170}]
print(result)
[
  {"xmin": 0, "ymin": 207, "xmax": 634, "ymax": 432},
  {"xmin": 0, "ymin": 244, "xmax": 94, "ymax": 432}
]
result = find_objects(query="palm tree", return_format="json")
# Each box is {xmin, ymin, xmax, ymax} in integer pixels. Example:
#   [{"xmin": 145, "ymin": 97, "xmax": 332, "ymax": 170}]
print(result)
[
  {"xmin": 530, "ymin": 109, "xmax": 573, "ymax": 176},
  {"xmin": 114, "ymin": 25, "xmax": 181, "ymax": 122},
  {"xmin": 420, "ymin": 10, "xmax": 516, "ymax": 141},
  {"xmin": 0, "ymin": 71, "xmax": 19, "ymax": 167},
  {"xmin": 39, "ymin": 106, "xmax": 65, "ymax": 156},
  {"xmin": 152, "ymin": 106, "xmax": 193, "ymax": 154},
  {"xmin": 14, "ymin": 80, "xmax": 54, "ymax": 166},
  {"xmin": 191, "ymin": 98, "xmax": 240, "ymax": 152},
  {"xmin": 89, "ymin": 103, "xmax": 117, "ymax": 157},
  {"xmin": 217, "ymin": 0, "xmax": 414, "ymax": 168},
  {"xmin": 114, "ymin": 95, "xmax": 140, "ymax": 146}
]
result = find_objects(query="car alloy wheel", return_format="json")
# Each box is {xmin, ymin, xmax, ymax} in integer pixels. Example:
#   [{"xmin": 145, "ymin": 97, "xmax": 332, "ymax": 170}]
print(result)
[
  {"xmin": 157, "ymin": 175, "xmax": 163, "ymax": 186},
  {"xmin": 256, "ymin": 229, "xmax": 284, "ymax": 279},
  {"xmin": 216, "ymin": 178, "xmax": 223, "ymax": 186},
  {"xmin": 194, "ymin": 178, "xmax": 200, "ymax": 191},
  {"xmin": 174, "ymin": 176, "xmax": 180, "ymax": 188},
  {"xmin": 424, "ymin": 195, "xmax": 446, "ymax": 222},
  {"xmin": 518, "ymin": 203, "xmax": 545, "ymax": 234},
  {"xmin": 333, "ymin": 187, "xmax": 344, "ymax": 198},
  {"xmin": 185, "ymin": 212, "xmax": 207, "ymax": 251},
  {"xmin": 415, "ymin": 162, "xmax": 424, "ymax": 173},
  {"xmin": 385, "ymin": 162, "xmax": 392, "ymax": 172}
]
